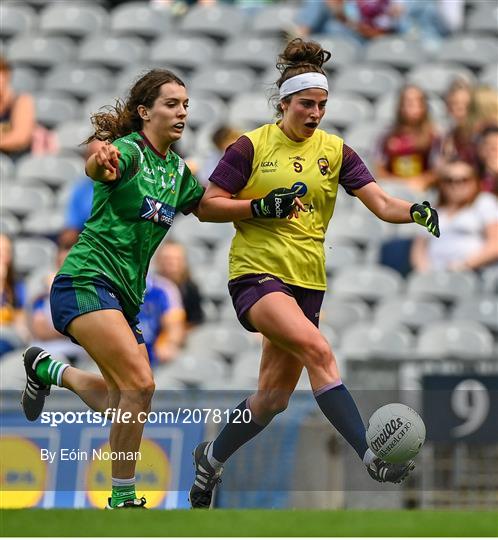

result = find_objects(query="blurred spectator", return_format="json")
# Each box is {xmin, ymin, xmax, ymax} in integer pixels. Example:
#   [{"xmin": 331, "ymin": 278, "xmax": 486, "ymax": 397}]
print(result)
[
  {"xmin": 0, "ymin": 56, "xmax": 35, "ymax": 161},
  {"xmin": 154, "ymin": 241, "xmax": 205, "ymax": 329},
  {"xmin": 411, "ymin": 161, "xmax": 498, "ymax": 273},
  {"xmin": 0, "ymin": 234, "xmax": 28, "ymax": 355},
  {"xmin": 375, "ymin": 85, "xmax": 440, "ymax": 192},
  {"xmin": 59, "ymin": 140, "xmax": 105, "ymax": 247},
  {"xmin": 440, "ymin": 79, "xmax": 475, "ymax": 165},
  {"xmin": 469, "ymin": 86, "xmax": 498, "ymax": 139},
  {"xmin": 477, "ymin": 126, "xmax": 498, "ymax": 196},
  {"xmin": 139, "ymin": 273, "xmax": 187, "ymax": 367},
  {"xmin": 197, "ymin": 125, "xmax": 242, "ymax": 187}
]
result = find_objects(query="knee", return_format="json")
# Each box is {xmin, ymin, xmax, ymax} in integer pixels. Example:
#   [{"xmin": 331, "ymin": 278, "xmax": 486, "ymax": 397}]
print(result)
[
  {"xmin": 253, "ymin": 392, "xmax": 290, "ymax": 421},
  {"xmin": 118, "ymin": 372, "xmax": 155, "ymax": 408},
  {"xmin": 300, "ymin": 336, "xmax": 334, "ymax": 370}
]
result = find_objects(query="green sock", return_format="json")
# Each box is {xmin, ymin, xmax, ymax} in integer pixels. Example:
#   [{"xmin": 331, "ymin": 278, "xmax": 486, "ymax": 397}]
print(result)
[
  {"xmin": 111, "ymin": 481, "xmax": 136, "ymax": 508},
  {"xmin": 35, "ymin": 356, "xmax": 68, "ymax": 387}
]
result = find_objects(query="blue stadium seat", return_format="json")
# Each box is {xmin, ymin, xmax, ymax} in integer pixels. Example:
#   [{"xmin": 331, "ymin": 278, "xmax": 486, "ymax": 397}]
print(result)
[
  {"xmin": 451, "ymin": 297, "xmax": 498, "ymax": 334},
  {"xmin": 79, "ymin": 35, "xmax": 147, "ymax": 69},
  {"xmin": 111, "ymin": 2, "xmax": 171, "ymax": 38},
  {"xmin": 181, "ymin": 4, "xmax": 246, "ymax": 40},
  {"xmin": 407, "ymin": 63, "xmax": 475, "ymax": 96},
  {"xmin": 406, "ymin": 271, "xmax": 480, "ymax": 304},
  {"xmin": 150, "ymin": 35, "xmax": 219, "ymax": 71},
  {"xmin": 11, "ymin": 66, "xmax": 39, "ymax": 93},
  {"xmin": 436, "ymin": 35, "xmax": 498, "ymax": 69},
  {"xmin": 250, "ymin": 4, "xmax": 298, "ymax": 36},
  {"xmin": 310, "ymin": 35, "xmax": 362, "ymax": 70},
  {"xmin": 416, "ymin": 320, "xmax": 494, "ymax": 361},
  {"xmin": 365, "ymin": 37, "xmax": 429, "ymax": 70},
  {"xmin": 0, "ymin": 4, "xmax": 36, "ymax": 38},
  {"xmin": 39, "ymin": 3, "xmax": 109, "ymax": 38},
  {"xmin": 374, "ymin": 297, "xmax": 445, "ymax": 332},
  {"xmin": 190, "ymin": 66, "xmax": 256, "ymax": 101},
  {"xmin": 467, "ymin": 3, "xmax": 498, "ymax": 34},
  {"xmin": 333, "ymin": 65, "xmax": 403, "ymax": 100},
  {"xmin": 44, "ymin": 65, "xmax": 112, "ymax": 99},
  {"xmin": 221, "ymin": 37, "xmax": 282, "ymax": 71},
  {"xmin": 35, "ymin": 92, "xmax": 79, "ymax": 127},
  {"xmin": 7, "ymin": 35, "xmax": 76, "ymax": 68}
]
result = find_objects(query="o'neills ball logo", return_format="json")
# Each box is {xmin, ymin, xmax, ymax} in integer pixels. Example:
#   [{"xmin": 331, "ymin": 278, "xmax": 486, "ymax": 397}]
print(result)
[
  {"xmin": 371, "ymin": 417, "xmax": 411, "ymax": 453},
  {"xmin": 317, "ymin": 157, "xmax": 329, "ymax": 176}
]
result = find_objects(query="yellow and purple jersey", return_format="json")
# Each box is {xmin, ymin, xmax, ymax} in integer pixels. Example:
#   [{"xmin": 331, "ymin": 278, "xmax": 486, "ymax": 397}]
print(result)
[{"xmin": 210, "ymin": 123, "xmax": 375, "ymax": 290}]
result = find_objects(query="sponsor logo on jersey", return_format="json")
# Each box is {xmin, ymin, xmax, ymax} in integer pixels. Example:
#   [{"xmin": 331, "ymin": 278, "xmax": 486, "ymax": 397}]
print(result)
[
  {"xmin": 288, "ymin": 155, "xmax": 305, "ymax": 161},
  {"xmin": 317, "ymin": 157, "xmax": 329, "ymax": 176},
  {"xmin": 139, "ymin": 196, "xmax": 176, "ymax": 229},
  {"xmin": 291, "ymin": 181, "xmax": 308, "ymax": 197},
  {"xmin": 257, "ymin": 276, "xmax": 275, "ymax": 284},
  {"xmin": 260, "ymin": 160, "xmax": 279, "ymax": 173}
]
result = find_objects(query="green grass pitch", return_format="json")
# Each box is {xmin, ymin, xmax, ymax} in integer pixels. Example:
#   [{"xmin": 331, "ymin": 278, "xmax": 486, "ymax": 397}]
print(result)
[{"xmin": 1, "ymin": 509, "xmax": 497, "ymax": 536}]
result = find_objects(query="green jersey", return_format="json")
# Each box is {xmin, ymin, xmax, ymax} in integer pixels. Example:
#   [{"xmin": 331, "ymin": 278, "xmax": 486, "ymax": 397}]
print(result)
[{"xmin": 59, "ymin": 131, "xmax": 204, "ymax": 318}]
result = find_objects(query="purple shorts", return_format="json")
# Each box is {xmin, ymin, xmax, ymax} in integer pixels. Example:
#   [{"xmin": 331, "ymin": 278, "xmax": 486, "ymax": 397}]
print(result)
[{"xmin": 228, "ymin": 273, "xmax": 324, "ymax": 332}]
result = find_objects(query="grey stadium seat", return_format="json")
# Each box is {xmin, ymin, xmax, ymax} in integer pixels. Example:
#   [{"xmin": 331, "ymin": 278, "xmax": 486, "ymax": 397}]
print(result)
[
  {"xmin": 436, "ymin": 35, "xmax": 498, "ymax": 69},
  {"xmin": 407, "ymin": 63, "xmax": 476, "ymax": 96},
  {"xmin": 83, "ymin": 92, "xmax": 126, "ymax": 121},
  {"xmin": 324, "ymin": 242, "xmax": 363, "ymax": 275},
  {"xmin": 44, "ymin": 65, "xmax": 112, "ymax": 100},
  {"xmin": 467, "ymin": 3, "xmax": 498, "ymax": 34},
  {"xmin": 451, "ymin": 297, "xmax": 498, "ymax": 334},
  {"xmin": 11, "ymin": 66, "xmax": 39, "ymax": 93},
  {"xmin": 195, "ymin": 267, "xmax": 230, "ymax": 303},
  {"xmin": 79, "ymin": 36, "xmax": 147, "ymax": 69},
  {"xmin": 250, "ymin": 4, "xmax": 298, "ymax": 36},
  {"xmin": 39, "ymin": 3, "xmax": 109, "ymax": 38},
  {"xmin": 482, "ymin": 267, "xmax": 498, "ymax": 295},
  {"xmin": 344, "ymin": 123, "xmax": 387, "ymax": 167},
  {"xmin": 16, "ymin": 154, "xmax": 84, "ymax": 188},
  {"xmin": 416, "ymin": 320, "xmax": 494, "ymax": 361},
  {"xmin": 115, "ymin": 64, "xmax": 189, "ymax": 95},
  {"xmin": 333, "ymin": 65, "xmax": 403, "ymax": 100},
  {"xmin": 0, "ymin": 154, "xmax": 15, "ymax": 181},
  {"xmin": 221, "ymin": 37, "xmax": 282, "ymax": 71},
  {"xmin": 150, "ymin": 36, "xmax": 219, "ymax": 71},
  {"xmin": 320, "ymin": 297, "xmax": 370, "ymax": 332},
  {"xmin": 406, "ymin": 271, "xmax": 479, "ymax": 303},
  {"xmin": 190, "ymin": 67, "xmax": 256, "ymax": 101},
  {"xmin": 325, "ymin": 210, "xmax": 388, "ymax": 248},
  {"xmin": 0, "ymin": 211, "xmax": 21, "ymax": 237},
  {"xmin": 374, "ymin": 297, "xmax": 445, "ymax": 332},
  {"xmin": 22, "ymin": 210, "xmax": 65, "ymax": 238},
  {"xmin": 186, "ymin": 92, "xmax": 227, "ymax": 130},
  {"xmin": 14, "ymin": 237, "xmax": 57, "ymax": 274},
  {"xmin": 54, "ymin": 121, "xmax": 93, "ymax": 154},
  {"xmin": 7, "ymin": 35, "xmax": 76, "ymax": 68},
  {"xmin": 111, "ymin": 2, "xmax": 171, "ymax": 38},
  {"xmin": 310, "ymin": 35, "xmax": 362, "ymax": 70},
  {"xmin": 0, "ymin": 4, "xmax": 36, "ymax": 38},
  {"xmin": 35, "ymin": 92, "xmax": 79, "ymax": 127},
  {"xmin": 365, "ymin": 37, "xmax": 428, "ymax": 70},
  {"xmin": 181, "ymin": 4, "xmax": 246, "ymax": 40},
  {"xmin": 330, "ymin": 264, "xmax": 403, "ymax": 304},
  {"xmin": 1, "ymin": 184, "xmax": 54, "ymax": 218},
  {"xmin": 228, "ymin": 92, "xmax": 274, "ymax": 131},
  {"xmin": 322, "ymin": 92, "xmax": 372, "ymax": 130},
  {"xmin": 341, "ymin": 322, "xmax": 414, "ymax": 362},
  {"xmin": 480, "ymin": 64, "xmax": 498, "ymax": 91}
]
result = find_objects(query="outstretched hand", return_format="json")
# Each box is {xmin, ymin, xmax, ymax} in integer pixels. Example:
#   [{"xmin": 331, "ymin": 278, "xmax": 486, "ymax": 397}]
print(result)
[
  {"xmin": 95, "ymin": 142, "xmax": 121, "ymax": 176},
  {"xmin": 410, "ymin": 201, "xmax": 440, "ymax": 238}
]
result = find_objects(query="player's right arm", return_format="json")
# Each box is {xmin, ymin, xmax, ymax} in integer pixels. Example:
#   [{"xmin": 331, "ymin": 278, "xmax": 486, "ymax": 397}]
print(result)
[{"xmin": 85, "ymin": 142, "xmax": 121, "ymax": 182}]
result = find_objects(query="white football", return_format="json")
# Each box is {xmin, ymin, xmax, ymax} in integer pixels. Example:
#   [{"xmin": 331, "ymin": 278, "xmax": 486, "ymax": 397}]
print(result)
[{"xmin": 366, "ymin": 403, "xmax": 426, "ymax": 464}]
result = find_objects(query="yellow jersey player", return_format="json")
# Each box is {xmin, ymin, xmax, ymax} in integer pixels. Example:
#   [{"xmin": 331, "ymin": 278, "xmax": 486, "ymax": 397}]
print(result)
[{"xmin": 189, "ymin": 38, "xmax": 440, "ymax": 508}]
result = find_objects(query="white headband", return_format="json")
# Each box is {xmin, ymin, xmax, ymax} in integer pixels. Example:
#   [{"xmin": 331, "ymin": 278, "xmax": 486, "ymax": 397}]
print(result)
[{"xmin": 279, "ymin": 72, "xmax": 329, "ymax": 100}]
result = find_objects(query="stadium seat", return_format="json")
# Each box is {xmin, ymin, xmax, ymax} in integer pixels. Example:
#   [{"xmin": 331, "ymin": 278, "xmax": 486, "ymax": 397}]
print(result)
[
  {"xmin": 16, "ymin": 155, "xmax": 84, "ymax": 188},
  {"xmin": 310, "ymin": 35, "xmax": 362, "ymax": 70},
  {"xmin": 374, "ymin": 297, "xmax": 446, "ymax": 332},
  {"xmin": 0, "ymin": 4, "xmax": 36, "ymax": 38},
  {"xmin": 186, "ymin": 92, "xmax": 228, "ymax": 130},
  {"xmin": 11, "ymin": 66, "xmax": 39, "ymax": 93},
  {"xmin": 481, "ymin": 267, "xmax": 498, "ymax": 295},
  {"xmin": 0, "ymin": 153, "xmax": 15, "ymax": 181},
  {"xmin": 110, "ymin": 2, "xmax": 171, "ymax": 38},
  {"xmin": 436, "ymin": 35, "xmax": 498, "ymax": 69},
  {"xmin": 406, "ymin": 271, "xmax": 479, "ymax": 303},
  {"xmin": 333, "ymin": 65, "xmax": 403, "ymax": 100},
  {"xmin": 322, "ymin": 92, "xmax": 373, "ymax": 130},
  {"xmin": 13, "ymin": 237, "xmax": 57, "ymax": 274},
  {"xmin": 343, "ymin": 123, "xmax": 387, "ymax": 168},
  {"xmin": 320, "ymin": 323, "xmax": 340, "ymax": 348},
  {"xmin": 181, "ymin": 4, "xmax": 246, "ymax": 39},
  {"xmin": 341, "ymin": 322, "xmax": 415, "ymax": 361},
  {"xmin": 190, "ymin": 66, "xmax": 256, "ymax": 101},
  {"xmin": 406, "ymin": 63, "xmax": 475, "ymax": 96},
  {"xmin": 39, "ymin": 3, "xmax": 109, "ymax": 38},
  {"xmin": 0, "ymin": 211, "xmax": 21, "ymax": 237},
  {"xmin": 325, "ymin": 209, "xmax": 388, "ymax": 248},
  {"xmin": 221, "ymin": 37, "xmax": 282, "ymax": 71},
  {"xmin": 0, "ymin": 349, "xmax": 27, "ymax": 390},
  {"xmin": 416, "ymin": 320, "xmax": 494, "ymax": 361},
  {"xmin": 35, "ymin": 92, "xmax": 79, "ymax": 127},
  {"xmin": 231, "ymin": 349, "xmax": 261, "ymax": 385},
  {"xmin": 194, "ymin": 267, "xmax": 230, "ymax": 303},
  {"xmin": 479, "ymin": 63, "xmax": 498, "ymax": 90},
  {"xmin": 375, "ymin": 91, "xmax": 446, "ymax": 125},
  {"xmin": 175, "ymin": 218, "xmax": 233, "ymax": 249},
  {"xmin": 155, "ymin": 352, "xmax": 227, "ymax": 387},
  {"xmin": 83, "ymin": 92, "xmax": 126, "ymax": 121},
  {"xmin": 324, "ymin": 242, "xmax": 363, "ymax": 275},
  {"xmin": 228, "ymin": 92, "xmax": 275, "ymax": 131},
  {"xmin": 320, "ymin": 296, "xmax": 370, "ymax": 332},
  {"xmin": 22, "ymin": 210, "xmax": 65, "ymax": 238},
  {"xmin": 79, "ymin": 35, "xmax": 147, "ymax": 69},
  {"xmin": 467, "ymin": 3, "xmax": 498, "ymax": 34},
  {"xmin": 7, "ymin": 35, "xmax": 76, "ymax": 68},
  {"xmin": 329, "ymin": 264, "xmax": 404, "ymax": 304},
  {"xmin": 1, "ymin": 184, "xmax": 54, "ymax": 218},
  {"xmin": 250, "ymin": 4, "xmax": 298, "ymax": 36},
  {"xmin": 115, "ymin": 64, "xmax": 189, "ymax": 94},
  {"xmin": 365, "ymin": 37, "xmax": 428, "ymax": 70},
  {"xmin": 44, "ymin": 65, "xmax": 112, "ymax": 100},
  {"xmin": 54, "ymin": 120, "xmax": 93, "ymax": 155},
  {"xmin": 451, "ymin": 297, "xmax": 498, "ymax": 334},
  {"xmin": 150, "ymin": 35, "xmax": 219, "ymax": 71}
]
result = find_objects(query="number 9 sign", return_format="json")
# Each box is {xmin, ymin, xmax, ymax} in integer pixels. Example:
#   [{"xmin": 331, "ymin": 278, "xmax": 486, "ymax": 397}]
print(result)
[{"xmin": 451, "ymin": 379, "xmax": 490, "ymax": 437}]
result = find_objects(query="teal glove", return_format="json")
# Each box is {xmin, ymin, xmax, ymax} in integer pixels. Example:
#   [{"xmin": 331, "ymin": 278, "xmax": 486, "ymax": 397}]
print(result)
[
  {"xmin": 410, "ymin": 201, "xmax": 440, "ymax": 238},
  {"xmin": 251, "ymin": 187, "xmax": 300, "ymax": 219}
]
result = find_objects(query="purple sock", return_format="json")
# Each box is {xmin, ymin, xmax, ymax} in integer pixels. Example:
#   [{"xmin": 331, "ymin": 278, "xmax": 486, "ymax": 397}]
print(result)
[
  {"xmin": 314, "ymin": 381, "xmax": 369, "ymax": 460},
  {"xmin": 212, "ymin": 398, "xmax": 269, "ymax": 463}
]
